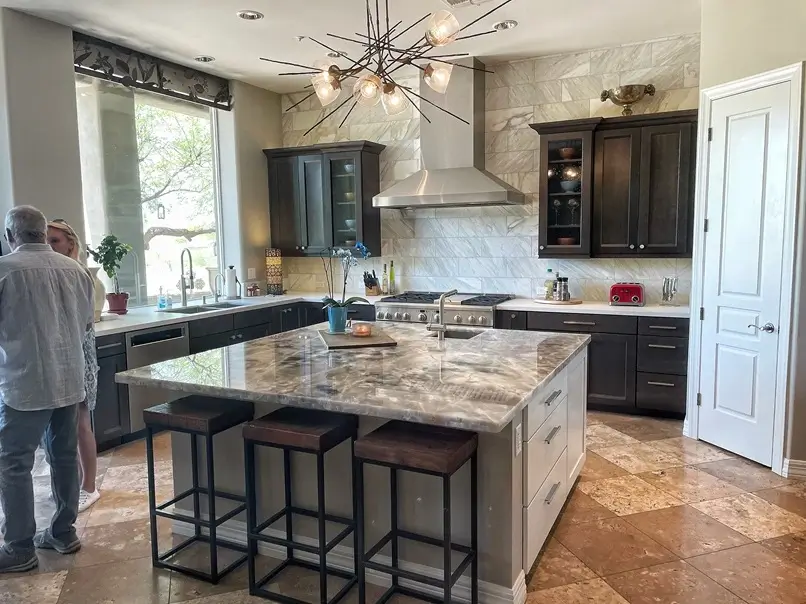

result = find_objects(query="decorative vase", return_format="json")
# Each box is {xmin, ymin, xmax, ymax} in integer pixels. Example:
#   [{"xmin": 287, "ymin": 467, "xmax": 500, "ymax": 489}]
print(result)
[
  {"xmin": 106, "ymin": 292, "xmax": 130, "ymax": 315},
  {"xmin": 89, "ymin": 267, "xmax": 106, "ymax": 322},
  {"xmin": 327, "ymin": 306, "xmax": 348, "ymax": 334}
]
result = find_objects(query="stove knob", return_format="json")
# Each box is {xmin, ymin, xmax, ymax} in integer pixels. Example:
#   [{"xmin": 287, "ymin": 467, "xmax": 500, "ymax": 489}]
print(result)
[
  {"xmin": 454, "ymin": 315, "xmax": 462, "ymax": 324},
  {"xmin": 394, "ymin": 312, "xmax": 402, "ymax": 320},
  {"xmin": 478, "ymin": 316, "xmax": 488, "ymax": 325},
  {"xmin": 433, "ymin": 312, "xmax": 440, "ymax": 323},
  {"xmin": 402, "ymin": 312, "xmax": 411, "ymax": 321},
  {"xmin": 376, "ymin": 312, "xmax": 385, "ymax": 320},
  {"xmin": 467, "ymin": 315, "xmax": 477, "ymax": 324},
  {"xmin": 418, "ymin": 312, "xmax": 428, "ymax": 322}
]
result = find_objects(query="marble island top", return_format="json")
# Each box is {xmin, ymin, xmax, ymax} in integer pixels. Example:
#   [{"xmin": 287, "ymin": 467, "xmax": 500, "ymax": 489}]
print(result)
[{"xmin": 116, "ymin": 323, "xmax": 590, "ymax": 433}]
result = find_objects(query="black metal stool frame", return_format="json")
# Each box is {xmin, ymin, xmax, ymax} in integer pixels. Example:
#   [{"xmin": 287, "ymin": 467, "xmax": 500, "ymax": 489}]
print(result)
[
  {"xmin": 146, "ymin": 426, "xmax": 248, "ymax": 584},
  {"xmin": 243, "ymin": 437, "xmax": 358, "ymax": 604},
  {"xmin": 355, "ymin": 453, "xmax": 478, "ymax": 604}
]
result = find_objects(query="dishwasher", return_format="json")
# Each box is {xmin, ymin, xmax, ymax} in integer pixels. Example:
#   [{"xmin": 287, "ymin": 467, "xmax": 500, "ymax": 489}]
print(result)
[{"xmin": 126, "ymin": 323, "xmax": 190, "ymax": 432}]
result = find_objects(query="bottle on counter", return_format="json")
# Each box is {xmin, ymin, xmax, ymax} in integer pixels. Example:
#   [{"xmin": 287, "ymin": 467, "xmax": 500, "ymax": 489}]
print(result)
[
  {"xmin": 544, "ymin": 268, "xmax": 556, "ymax": 300},
  {"xmin": 389, "ymin": 260, "xmax": 396, "ymax": 295},
  {"xmin": 381, "ymin": 263, "xmax": 389, "ymax": 295},
  {"xmin": 157, "ymin": 286, "xmax": 167, "ymax": 310}
]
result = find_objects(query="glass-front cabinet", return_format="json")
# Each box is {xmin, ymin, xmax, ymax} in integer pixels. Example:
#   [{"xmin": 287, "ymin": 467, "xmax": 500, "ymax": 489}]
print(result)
[
  {"xmin": 533, "ymin": 120, "xmax": 599, "ymax": 258},
  {"xmin": 265, "ymin": 141, "xmax": 384, "ymax": 257}
]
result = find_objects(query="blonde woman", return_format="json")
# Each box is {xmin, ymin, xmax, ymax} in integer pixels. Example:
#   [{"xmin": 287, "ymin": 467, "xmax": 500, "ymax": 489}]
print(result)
[{"xmin": 46, "ymin": 220, "xmax": 100, "ymax": 512}]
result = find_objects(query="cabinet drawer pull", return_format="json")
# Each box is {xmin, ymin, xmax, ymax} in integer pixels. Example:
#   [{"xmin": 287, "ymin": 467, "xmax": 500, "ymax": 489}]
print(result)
[
  {"xmin": 544, "ymin": 482, "xmax": 561, "ymax": 505},
  {"xmin": 563, "ymin": 320, "xmax": 596, "ymax": 326},
  {"xmin": 544, "ymin": 389, "xmax": 562, "ymax": 406},
  {"xmin": 649, "ymin": 325, "xmax": 677, "ymax": 330},
  {"xmin": 544, "ymin": 425, "xmax": 562, "ymax": 445},
  {"xmin": 97, "ymin": 342, "xmax": 123, "ymax": 351},
  {"xmin": 647, "ymin": 343, "xmax": 676, "ymax": 350},
  {"xmin": 647, "ymin": 380, "xmax": 676, "ymax": 387}
]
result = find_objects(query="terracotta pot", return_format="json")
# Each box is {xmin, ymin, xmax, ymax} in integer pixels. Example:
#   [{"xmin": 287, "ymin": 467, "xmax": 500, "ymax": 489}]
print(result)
[{"xmin": 106, "ymin": 292, "xmax": 129, "ymax": 315}]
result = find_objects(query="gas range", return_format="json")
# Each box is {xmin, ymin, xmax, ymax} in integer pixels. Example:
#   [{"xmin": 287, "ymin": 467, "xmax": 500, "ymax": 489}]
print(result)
[{"xmin": 375, "ymin": 291, "xmax": 515, "ymax": 328}]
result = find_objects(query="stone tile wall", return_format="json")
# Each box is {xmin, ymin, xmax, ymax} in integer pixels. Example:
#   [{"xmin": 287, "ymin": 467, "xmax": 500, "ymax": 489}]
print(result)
[{"xmin": 280, "ymin": 35, "xmax": 699, "ymax": 304}]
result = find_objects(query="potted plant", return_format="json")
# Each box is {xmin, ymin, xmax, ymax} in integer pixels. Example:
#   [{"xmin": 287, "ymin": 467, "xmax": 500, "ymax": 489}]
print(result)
[
  {"xmin": 321, "ymin": 243, "xmax": 371, "ymax": 334},
  {"xmin": 87, "ymin": 235, "xmax": 133, "ymax": 315}
]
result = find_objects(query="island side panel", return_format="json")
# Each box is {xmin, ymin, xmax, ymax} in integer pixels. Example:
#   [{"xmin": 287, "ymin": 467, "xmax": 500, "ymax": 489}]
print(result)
[{"xmin": 170, "ymin": 406, "xmax": 523, "ymax": 592}]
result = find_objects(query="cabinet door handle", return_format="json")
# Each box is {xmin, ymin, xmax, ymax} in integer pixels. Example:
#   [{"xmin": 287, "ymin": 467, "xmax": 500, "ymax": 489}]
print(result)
[
  {"xmin": 639, "ymin": 244, "xmax": 646, "ymax": 250},
  {"xmin": 647, "ymin": 380, "xmax": 676, "ymax": 387},
  {"xmin": 510, "ymin": 313, "xmax": 518, "ymax": 319},
  {"xmin": 97, "ymin": 342, "xmax": 123, "ymax": 351},
  {"xmin": 648, "ymin": 325, "xmax": 677, "ymax": 331},
  {"xmin": 563, "ymin": 320, "xmax": 596, "ymax": 326},
  {"xmin": 539, "ymin": 245, "xmax": 545, "ymax": 250},
  {"xmin": 544, "ymin": 482, "xmax": 561, "ymax": 505},
  {"xmin": 544, "ymin": 389, "xmax": 562, "ymax": 406},
  {"xmin": 647, "ymin": 343, "xmax": 676, "ymax": 350},
  {"xmin": 544, "ymin": 425, "xmax": 562, "ymax": 445},
  {"xmin": 237, "ymin": 334, "xmax": 244, "ymax": 339},
  {"xmin": 230, "ymin": 335, "xmax": 237, "ymax": 340},
  {"xmin": 629, "ymin": 244, "xmax": 635, "ymax": 250}
]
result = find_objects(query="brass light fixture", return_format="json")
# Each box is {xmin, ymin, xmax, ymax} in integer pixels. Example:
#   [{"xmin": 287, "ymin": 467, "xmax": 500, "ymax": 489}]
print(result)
[
  {"xmin": 600, "ymin": 84, "xmax": 656, "ymax": 116},
  {"xmin": 261, "ymin": 0, "xmax": 518, "ymax": 135}
]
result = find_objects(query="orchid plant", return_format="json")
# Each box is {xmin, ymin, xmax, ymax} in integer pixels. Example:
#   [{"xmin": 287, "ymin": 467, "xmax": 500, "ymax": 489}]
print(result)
[{"xmin": 321, "ymin": 243, "xmax": 371, "ymax": 309}]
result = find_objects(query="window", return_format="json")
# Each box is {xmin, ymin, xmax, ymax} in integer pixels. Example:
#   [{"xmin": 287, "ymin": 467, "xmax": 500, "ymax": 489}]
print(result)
[{"xmin": 76, "ymin": 75, "xmax": 221, "ymax": 306}]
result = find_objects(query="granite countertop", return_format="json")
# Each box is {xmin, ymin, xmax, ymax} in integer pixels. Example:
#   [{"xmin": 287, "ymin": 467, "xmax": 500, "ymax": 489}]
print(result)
[
  {"xmin": 497, "ymin": 299, "xmax": 690, "ymax": 318},
  {"xmin": 116, "ymin": 322, "xmax": 590, "ymax": 433}
]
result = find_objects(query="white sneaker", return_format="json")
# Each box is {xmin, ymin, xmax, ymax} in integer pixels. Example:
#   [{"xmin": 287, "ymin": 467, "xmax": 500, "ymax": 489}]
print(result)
[{"xmin": 78, "ymin": 490, "xmax": 100, "ymax": 513}]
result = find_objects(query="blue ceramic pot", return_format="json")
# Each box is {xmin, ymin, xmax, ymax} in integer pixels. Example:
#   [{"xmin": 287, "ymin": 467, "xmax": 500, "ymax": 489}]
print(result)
[{"xmin": 328, "ymin": 306, "xmax": 348, "ymax": 333}]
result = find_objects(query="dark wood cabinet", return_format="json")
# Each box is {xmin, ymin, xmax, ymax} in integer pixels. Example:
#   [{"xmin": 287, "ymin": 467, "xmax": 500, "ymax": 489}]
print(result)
[
  {"xmin": 588, "ymin": 333, "xmax": 637, "ymax": 411},
  {"xmin": 265, "ymin": 141, "xmax": 385, "ymax": 257},
  {"xmin": 532, "ymin": 110, "xmax": 696, "ymax": 259},
  {"xmin": 496, "ymin": 310, "xmax": 528, "ymax": 330},
  {"xmin": 274, "ymin": 304, "xmax": 301, "ymax": 332},
  {"xmin": 93, "ymin": 352, "xmax": 130, "ymax": 450}
]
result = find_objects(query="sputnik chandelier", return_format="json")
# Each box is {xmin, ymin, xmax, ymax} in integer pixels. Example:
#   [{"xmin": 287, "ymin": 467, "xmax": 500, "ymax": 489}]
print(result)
[{"xmin": 260, "ymin": 0, "xmax": 516, "ymax": 136}]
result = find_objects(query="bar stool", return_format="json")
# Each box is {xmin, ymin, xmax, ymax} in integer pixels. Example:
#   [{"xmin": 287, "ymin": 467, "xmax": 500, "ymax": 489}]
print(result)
[
  {"xmin": 243, "ymin": 407, "xmax": 358, "ymax": 604},
  {"xmin": 143, "ymin": 395, "xmax": 254, "ymax": 584},
  {"xmin": 354, "ymin": 421, "xmax": 479, "ymax": 604}
]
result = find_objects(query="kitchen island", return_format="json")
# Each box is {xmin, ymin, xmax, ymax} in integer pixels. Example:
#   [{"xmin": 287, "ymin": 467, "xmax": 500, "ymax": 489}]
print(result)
[{"xmin": 116, "ymin": 322, "xmax": 589, "ymax": 603}]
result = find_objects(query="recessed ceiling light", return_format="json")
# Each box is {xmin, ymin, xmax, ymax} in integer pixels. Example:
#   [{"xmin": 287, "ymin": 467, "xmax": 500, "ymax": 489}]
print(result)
[
  {"xmin": 194, "ymin": 55, "xmax": 215, "ymax": 63},
  {"xmin": 327, "ymin": 50, "xmax": 347, "ymax": 59},
  {"xmin": 493, "ymin": 20, "xmax": 518, "ymax": 31},
  {"xmin": 237, "ymin": 9, "xmax": 264, "ymax": 20}
]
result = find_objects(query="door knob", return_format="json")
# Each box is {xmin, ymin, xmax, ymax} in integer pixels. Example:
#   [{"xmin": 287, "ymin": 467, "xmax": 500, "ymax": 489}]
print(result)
[{"xmin": 748, "ymin": 322, "xmax": 776, "ymax": 333}]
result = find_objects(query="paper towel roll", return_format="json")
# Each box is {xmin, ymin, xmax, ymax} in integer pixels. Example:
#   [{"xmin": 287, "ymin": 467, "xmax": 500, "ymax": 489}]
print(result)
[{"xmin": 225, "ymin": 266, "xmax": 239, "ymax": 299}]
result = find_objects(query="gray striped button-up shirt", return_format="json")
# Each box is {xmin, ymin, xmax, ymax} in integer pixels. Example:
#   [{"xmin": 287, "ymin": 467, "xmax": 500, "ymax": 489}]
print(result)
[{"xmin": 0, "ymin": 243, "xmax": 94, "ymax": 411}]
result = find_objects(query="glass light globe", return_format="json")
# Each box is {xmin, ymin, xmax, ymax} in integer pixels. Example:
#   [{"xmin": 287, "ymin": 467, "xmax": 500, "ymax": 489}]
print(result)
[
  {"xmin": 311, "ymin": 71, "xmax": 341, "ymax": 107},
  {"xmin": 352, "ymin": 74, "xmax": 382, "ymax": 107},
  {"xmin": 381, "ymin": 84, "xmax": 408, "ymax": 116},
  {"xmin": 423, "ymin": 62, "xmax": 454, "ymax": 94},
  {"xmin": 425, "ymin": 10, "xmax": 460, "ymax": 47}
]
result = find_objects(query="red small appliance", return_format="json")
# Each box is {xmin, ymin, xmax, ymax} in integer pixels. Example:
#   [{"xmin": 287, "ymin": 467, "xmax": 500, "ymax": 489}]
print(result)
[{"xmin": 609, "ymin": 282, "xmax": 645, "ymax": 306}]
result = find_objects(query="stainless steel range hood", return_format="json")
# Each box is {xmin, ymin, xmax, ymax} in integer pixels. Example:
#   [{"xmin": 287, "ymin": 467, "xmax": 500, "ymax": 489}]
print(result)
[{"xmin": 373, "ymin": 58, "xmax": 526, "ymax": 209}]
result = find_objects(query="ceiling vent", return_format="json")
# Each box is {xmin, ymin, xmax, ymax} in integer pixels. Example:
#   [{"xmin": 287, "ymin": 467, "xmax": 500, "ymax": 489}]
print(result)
[{"xmin": 441, "ymin": 0, "xmax": 496, "ymax": 7}]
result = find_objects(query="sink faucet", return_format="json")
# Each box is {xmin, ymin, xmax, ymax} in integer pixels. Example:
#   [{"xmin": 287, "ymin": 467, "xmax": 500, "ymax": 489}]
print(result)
[
  {"xmin": 213, "ymin": 273, "xmax": 225, "ymax": 303},
  {"xmin": 426, "ymin": 289, "xmax": 458, "ymax": 342},
  {"xmin": 180, "ymin": 248, "xmax": 194, "ymax": 307}
]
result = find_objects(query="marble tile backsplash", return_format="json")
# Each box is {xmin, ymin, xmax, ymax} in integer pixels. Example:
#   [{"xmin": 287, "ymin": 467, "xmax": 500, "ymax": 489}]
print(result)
[{"xmin": 279, "ymin": 35, "xmax": 699, "ymax": 305}]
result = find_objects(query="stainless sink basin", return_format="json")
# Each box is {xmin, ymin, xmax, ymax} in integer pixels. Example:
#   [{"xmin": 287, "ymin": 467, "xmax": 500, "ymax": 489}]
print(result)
[
  {"xmin": 428, "ymin": 330, "xmax": 482, "ymax": 340},
  {"xmin": 157, "ymin": 306, "xmax": 212, "ymax": 314},
  {"xmin": 204, "ymin": 302, "xmax": 240, "ymax": 309}
]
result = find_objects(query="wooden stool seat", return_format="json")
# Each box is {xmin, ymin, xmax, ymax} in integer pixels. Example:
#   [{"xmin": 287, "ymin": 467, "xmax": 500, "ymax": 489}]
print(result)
[
  {"xmin": 143, "ymin": 395, "xmax": 253, "ymax": 434},
  {"xmin": 243, "ymin": 407, "xmax": 357, "ymax": 452},
  {"xmin": 354, "ymin": 421, "xmax": 478, "ymax": 474}
]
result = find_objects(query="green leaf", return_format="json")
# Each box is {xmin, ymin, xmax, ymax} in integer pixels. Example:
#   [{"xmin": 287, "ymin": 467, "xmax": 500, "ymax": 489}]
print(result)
[{"xmin": 342, "ymin": 296, "xmax": 369, "ymax": 306}]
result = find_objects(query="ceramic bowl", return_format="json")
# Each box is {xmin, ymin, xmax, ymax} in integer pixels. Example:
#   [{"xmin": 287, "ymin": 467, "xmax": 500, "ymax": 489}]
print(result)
[
  {"xmin": 559, "ymin": 147, "xmax": 577, "ymax": 159},
  {"xmin": 557, "ymin": 237, "xmax": 577, "ymax": 246},
  {"xmin": 343, "ymin": 192, "xmax": 356, "ymax": 202},
  {"xmin": 344, "ymin": 219, "xmax": 356, "ymax": 229},
  {"xmin": 560, "ymin": 180, "xmax": 580, "ymax": 192},
  {"xmin": 343, "ymin": 164, "xmax": 355, "ymax": 174}
]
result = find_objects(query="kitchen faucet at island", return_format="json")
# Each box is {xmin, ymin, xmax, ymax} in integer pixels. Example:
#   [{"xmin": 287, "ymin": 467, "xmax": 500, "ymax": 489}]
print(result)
[
  {"xmin": 426, "ymin": 289, "xmax": 458, "ymax": 341},
  {"xmin": 179, "ymin": 248, "xmax": 193, "ymax": 307}
]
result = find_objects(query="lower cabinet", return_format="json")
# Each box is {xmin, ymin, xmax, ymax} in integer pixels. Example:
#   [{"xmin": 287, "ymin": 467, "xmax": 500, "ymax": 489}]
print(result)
[
  {"xmin": 588, "ymin": 333, "xmax": 637, "ymax": 411},
  {"xmin": 566, "ymin": 350, "xmax": 587, "ymax": 482},
  {"xmin": 93, "ymin": 353, "xmax": 130, "ymax": 451}
]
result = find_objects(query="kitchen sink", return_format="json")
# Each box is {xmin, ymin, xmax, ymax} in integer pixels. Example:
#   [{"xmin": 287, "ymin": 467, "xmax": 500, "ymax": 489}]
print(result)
[
  {"xmin": 204, "ymin": 302, "xmax": 240, "ymax": 309},
  {"xmin": 428, "ymin": 330, "xmax": 483, "ymax": 340},
  {"xmin": 157, "ymin": 306, "xmax": 212, "ymax": 314}
]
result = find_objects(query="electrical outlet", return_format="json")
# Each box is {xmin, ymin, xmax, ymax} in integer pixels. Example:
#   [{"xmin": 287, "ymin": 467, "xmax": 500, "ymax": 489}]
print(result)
[
  {"xmin": 247, "ymin": 268, "xmax": 256, "ymax": 280},
  {"xmin": 514, "ymin": 423, "xmax": 522, "ymax": 456}
]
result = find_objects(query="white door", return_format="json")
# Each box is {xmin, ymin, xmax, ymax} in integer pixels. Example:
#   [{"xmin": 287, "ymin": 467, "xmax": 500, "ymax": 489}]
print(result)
[{"xmin": 698, "ymin": 81, "xmax": 794, "ymax": 466}]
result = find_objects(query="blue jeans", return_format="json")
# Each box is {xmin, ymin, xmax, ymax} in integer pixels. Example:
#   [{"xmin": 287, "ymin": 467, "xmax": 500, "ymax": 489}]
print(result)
[{"xmin": 0, "ymin": 403, "xmax": 79, "ymax": 556}]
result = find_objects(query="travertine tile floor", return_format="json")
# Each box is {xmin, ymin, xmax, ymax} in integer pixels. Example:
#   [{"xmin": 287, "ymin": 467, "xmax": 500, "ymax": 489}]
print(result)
[{"xmin": 1, "ymin": 413, "xmax": 805, "ymax": 603}]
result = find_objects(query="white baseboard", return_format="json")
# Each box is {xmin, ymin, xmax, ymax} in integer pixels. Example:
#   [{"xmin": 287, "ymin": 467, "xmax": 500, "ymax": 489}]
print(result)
[
  {"xmin": 172, "ymin": 519, "xmax": 525, "ymax": 604},
  {"xmin": 783, "ymin": 458, "xmax": 806, "ymax": 479}
]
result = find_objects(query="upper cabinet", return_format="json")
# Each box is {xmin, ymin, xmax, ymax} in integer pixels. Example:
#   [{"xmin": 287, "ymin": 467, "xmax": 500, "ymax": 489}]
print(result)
[
  {"xmin": 264, "ymin": 141, "xmax": 385, "ymax": 257},
  {"xmin": 532, "ymin": 110, "xmax": 696, "ymax": 259}
]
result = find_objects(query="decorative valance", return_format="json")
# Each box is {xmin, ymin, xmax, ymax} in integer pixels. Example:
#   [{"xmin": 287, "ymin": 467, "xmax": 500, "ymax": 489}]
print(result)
[{"xmin": 73, "ymin": 33, "xmax": 232, "ymax": 111}]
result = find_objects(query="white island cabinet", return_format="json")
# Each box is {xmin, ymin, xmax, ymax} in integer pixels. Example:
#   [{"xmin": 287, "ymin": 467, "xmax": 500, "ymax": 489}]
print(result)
[{"xmin": 523, "ymin": 348, "xmax": 587, "ymax": 571}]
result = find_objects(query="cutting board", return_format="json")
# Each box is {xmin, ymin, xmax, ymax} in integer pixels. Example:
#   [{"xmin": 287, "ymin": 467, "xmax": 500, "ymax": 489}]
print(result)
[
  {"xmin": 532, "ymin": 298, "xmax": 584, "ymax": 305},
  {"xmin": 318, "ymin": 329, "xmax": 397, "ymax": 350}
]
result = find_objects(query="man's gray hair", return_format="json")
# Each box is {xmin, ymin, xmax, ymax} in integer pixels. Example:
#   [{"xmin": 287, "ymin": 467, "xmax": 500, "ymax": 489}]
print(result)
[{"xmin": 5, "ymin": 206, "xmax": 47, "ymax": 244}]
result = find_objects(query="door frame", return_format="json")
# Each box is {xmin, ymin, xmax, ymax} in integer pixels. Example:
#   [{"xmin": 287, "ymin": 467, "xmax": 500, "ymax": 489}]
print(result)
[{"xmin": 686, "ymin": 63, "xmax": 804, "ymax": 475}]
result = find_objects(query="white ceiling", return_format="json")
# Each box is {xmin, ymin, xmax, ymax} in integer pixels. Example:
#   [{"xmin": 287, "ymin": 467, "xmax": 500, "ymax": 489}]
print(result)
[{"xmin": 13, "ymin": 0, "xmax": 701, "ymax": 94}]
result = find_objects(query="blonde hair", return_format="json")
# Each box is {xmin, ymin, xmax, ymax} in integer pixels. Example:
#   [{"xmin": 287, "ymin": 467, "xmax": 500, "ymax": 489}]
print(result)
[{"xmin": 47, "ymin": 219, "xmax": 82, "ymax": 262}]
